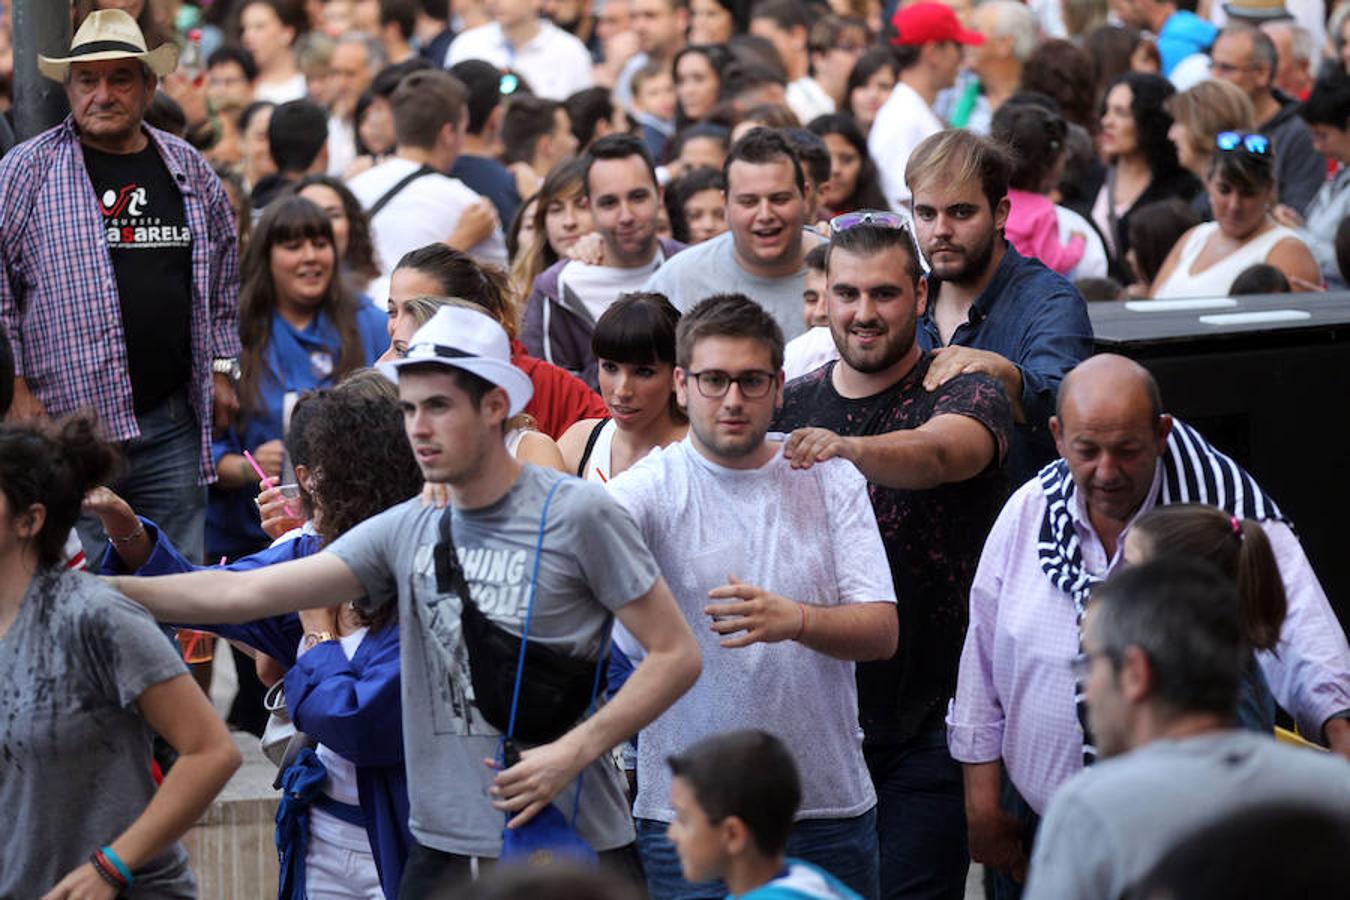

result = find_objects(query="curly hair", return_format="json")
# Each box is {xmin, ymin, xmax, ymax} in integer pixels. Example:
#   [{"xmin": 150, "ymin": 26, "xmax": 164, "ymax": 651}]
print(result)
[
  {"xmin": 1022, "ymin": 39, "xmax": 1098, "ymax": 134},
  {"xmin": 1106, "ymin": 71, "xmax": 1184, "ymax": 180},
  {"xmin": 303, "ymin": 374, "xmax": 422, "ymax": 630}
]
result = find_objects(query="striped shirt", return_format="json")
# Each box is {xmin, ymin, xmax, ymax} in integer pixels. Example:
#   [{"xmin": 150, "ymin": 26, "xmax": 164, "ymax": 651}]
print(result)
[
  {"xmin": 947, "ymin": 465, "xmax": 1350, "ymax": 815},
  {"xmin": 0, "ymin": 117, "xmax": 240, "ymax": 482}
]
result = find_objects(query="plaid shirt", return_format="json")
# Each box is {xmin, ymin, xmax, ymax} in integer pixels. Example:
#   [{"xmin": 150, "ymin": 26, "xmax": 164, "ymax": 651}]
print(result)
[{"xmin": 0, "ymin": 117, "xmax": 240, "ymax": 482}]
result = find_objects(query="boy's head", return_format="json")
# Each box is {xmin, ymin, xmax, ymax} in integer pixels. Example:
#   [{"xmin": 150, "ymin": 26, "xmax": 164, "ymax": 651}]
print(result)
[
  {"xmin": 666, "ymin": 730, "xmax": 801, "ymax": 884},
  {"xmin": 632, "ymin": 60, "xmax": 677, "ymax": 122}
]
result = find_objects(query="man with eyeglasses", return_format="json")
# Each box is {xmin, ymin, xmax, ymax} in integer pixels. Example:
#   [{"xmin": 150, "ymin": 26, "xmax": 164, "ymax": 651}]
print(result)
[
  {"xmin": 948, "ymin": 354, "xmax": 1350, "ymax": 899},
  {"xmin": 607, "ymin": 293, "xmax": 899, "ymax": 899},
  {"xmin": 905, "ymin": 129, "xmax": 1092, "ymax": 486},
  {"xmin": 773, "ymin": 214, "xmax": 1013, "ymax": 900},
  {"xmin": 1023, "ymin": 558, "xmax": 1350, "ymax": 900},
  {"xmin": 1210, "ymin": 23, "xmax": 1326, "ymax": 215}
]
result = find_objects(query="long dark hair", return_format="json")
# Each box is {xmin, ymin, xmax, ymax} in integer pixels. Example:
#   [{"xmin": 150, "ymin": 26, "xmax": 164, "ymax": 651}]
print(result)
[
  {"xmin": 237, "ymin": 196, "xmax": 366, "ymax": 420},
  {"xmin": 394, "ymin": 244, "xmax": 520, "ymax": 338},
  {"xmin": 1107, "ymin": 71, "xmax": 1184, "ymax": 179},
  {"xmin": 845, "ymin": 48, "xmax": 900, "ymax": 118},
  {"xmin": 806, "ymin": 113, "xmax": 888, "ymax": 213},
  {"xmin": 673, "ymin": 44, "xmax": 734, "ymax": 127},
  {"xmin": 1131, "ymin": 503, "xmax": 1287, "ymax": 652},
  {"xmin": 0, "ymin": 414, "xmax": 121, "ymax": 569},
  {"xmin": 292, "ymin": 174, "xmax": 382, "ymax": 286}
]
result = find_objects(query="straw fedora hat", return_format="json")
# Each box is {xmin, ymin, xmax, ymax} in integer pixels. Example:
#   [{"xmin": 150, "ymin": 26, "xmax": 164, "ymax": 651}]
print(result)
[
  {"xmin": 1222, "ymin": 0, "xmax": 1293, "ymax": 21},
  {"xmin": 38, "ymin": 9, "xmax": 179, "ymax": 83}
]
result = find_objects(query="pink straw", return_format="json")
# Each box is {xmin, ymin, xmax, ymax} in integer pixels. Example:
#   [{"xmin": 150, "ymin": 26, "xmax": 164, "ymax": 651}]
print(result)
[{"xmin": 242, "ymin": 449, "xmax": 298, "ymax": 518}]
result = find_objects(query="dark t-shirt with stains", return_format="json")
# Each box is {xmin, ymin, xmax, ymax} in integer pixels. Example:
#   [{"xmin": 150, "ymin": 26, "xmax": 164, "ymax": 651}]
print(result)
[
  {"xmin": 0, "ymin": 569, "xmax": 193, "ymax": 897},
  {"xmin": 775, "ymin": 353, "xmax": 1012, "ymax": 744}
]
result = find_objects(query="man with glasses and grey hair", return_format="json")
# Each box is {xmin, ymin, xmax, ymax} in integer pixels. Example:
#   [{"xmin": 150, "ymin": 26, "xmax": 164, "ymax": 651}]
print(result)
[
  {"xmin": 607, "ymin": 292, "xmax": 899, "ymax": 899},
  {"xmin": 1210, "ymin": 22, "xmax": 1326, "ymax": 214},
  {"xmin": 774, "ymin": 213, "xmax": 1013, "ymax": 900},
  {"xmin": 1024, "ymin": 557, "xmax": 1350, "ymax": 900}
]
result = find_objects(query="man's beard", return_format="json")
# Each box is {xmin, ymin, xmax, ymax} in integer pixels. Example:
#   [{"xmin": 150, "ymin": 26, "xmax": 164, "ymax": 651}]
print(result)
[{"xmin": 926, "ymin": 229, "xmax": 997, "ymax": 286}]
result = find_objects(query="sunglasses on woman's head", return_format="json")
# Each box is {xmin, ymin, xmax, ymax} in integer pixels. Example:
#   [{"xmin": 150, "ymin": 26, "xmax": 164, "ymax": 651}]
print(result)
[{"xmin": 1216, "ymin": 131, "xmax": 1271, "ymax": 156}]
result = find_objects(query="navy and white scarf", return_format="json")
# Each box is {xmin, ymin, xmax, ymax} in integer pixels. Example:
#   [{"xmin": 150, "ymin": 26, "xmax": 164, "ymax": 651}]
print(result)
[{"xmin": 1035, "ymin": 418, "xmax": 1285, "ymax": 763}]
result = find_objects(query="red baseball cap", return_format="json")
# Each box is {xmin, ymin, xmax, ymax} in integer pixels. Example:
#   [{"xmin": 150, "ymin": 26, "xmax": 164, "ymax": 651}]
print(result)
[{"xmin": 890, "ymin": 2, "xmax": 986, "ymax": 46}]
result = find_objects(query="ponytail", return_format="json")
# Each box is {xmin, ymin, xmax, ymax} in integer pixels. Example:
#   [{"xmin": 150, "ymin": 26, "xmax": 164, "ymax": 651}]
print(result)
[
  {"xmin": 0, "ymin": 413, "xmax": 122, "ymax": 568},
  {"xmin": 1131, "ymin": 503, "xmax": 1288, "ymax": 653},
  {"xmin": 1233, "ymin": 519, "xmax": 1287, "ymax": 652}
]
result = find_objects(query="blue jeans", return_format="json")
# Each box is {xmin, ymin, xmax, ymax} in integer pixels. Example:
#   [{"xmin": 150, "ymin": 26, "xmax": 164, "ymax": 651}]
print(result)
[
  {"xmin": 865, "ymin": 729, "xmax": 968, "ymax": 900},
  {"xmin": 77, "ymin": 388, "xmax": 207, "ymax": 565},
  {"xmin": 637, "ymin": 807, "xmax": 879, "ymax": 900}
]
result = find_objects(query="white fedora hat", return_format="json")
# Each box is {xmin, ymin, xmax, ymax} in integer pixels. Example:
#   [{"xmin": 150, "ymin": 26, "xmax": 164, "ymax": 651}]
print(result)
[
  {"xmin": 379, "ymin": 306, "xmax": 535, "ymax": 418},
  {"xmin": 38, "ymin": 9, "xmax": 179, "ymax": 83}
]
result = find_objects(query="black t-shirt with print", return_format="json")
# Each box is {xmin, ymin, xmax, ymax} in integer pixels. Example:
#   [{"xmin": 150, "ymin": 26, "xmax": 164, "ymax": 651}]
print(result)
[
  {"xmin": 774, "ymin": 353, "xmax": 1013, "ymax": 745},
  {"xmin": 84, "ymin": 143, "xmax": 194, "ymax": 413}
]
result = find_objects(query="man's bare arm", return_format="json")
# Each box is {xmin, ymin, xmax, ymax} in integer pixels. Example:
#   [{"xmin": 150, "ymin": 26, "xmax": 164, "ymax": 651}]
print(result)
[
  {"xmin": 706, "ymin": 576, "xmax": 897, "ymax": 661},
  {"xmin": 784, "ymin": 413, "xmax": 997, "ymax": 490},
  {"xmin": 109, "ymin": 553, "xmax": 368, "ymax": 624}
]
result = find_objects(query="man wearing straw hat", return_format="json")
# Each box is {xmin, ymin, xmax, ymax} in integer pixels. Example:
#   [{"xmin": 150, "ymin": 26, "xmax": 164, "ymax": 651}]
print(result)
[{"xmin": 0, "ymin": 9, "xmax": 242, "ymax": 564}]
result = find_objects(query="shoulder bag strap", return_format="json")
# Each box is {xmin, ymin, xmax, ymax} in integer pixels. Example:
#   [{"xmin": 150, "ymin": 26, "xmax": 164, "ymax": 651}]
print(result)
[{"xmin": 367, "ymin": 164, "xmax": 436, "ymax": 219}]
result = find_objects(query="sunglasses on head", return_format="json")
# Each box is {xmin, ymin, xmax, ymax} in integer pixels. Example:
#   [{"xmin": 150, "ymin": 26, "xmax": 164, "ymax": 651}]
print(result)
[
  {"xmin": 1216, "ymin": 131, "xmax": 1270, "ymax": 156},
  {"xmin": 500, "ymin": 73, "xmax": 520, "ymax": 96},
  {"xmin": 829, "ymin": 209, "xmax": 907, "ymax": 232}
]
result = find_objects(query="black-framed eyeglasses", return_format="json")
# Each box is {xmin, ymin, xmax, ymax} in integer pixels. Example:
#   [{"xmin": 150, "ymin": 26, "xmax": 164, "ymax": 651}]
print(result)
[
  {"xmin": 1068, "ymin": 649, "xmax": 1116, "ymax": 680},
  {"xmin": 1216, "ymin": 131, "xmax": 1270, "ymax": 156},
  {"xmin": 686, "ymin": 369, "xmax": 777, "ymax": 399}
]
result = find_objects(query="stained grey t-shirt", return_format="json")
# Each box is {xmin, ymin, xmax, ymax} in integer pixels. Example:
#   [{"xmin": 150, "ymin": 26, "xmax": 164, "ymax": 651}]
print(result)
[
  {"xmin": 0, "ymin": 570, "xmax": 193, "ymax": 898},
  {"xmin": 328, "ymin": 464, "xmax": 661, "ymax": 856},
  {"xmin": 641, "ymin": 230, "xmax": 819, "ymax": 342}
]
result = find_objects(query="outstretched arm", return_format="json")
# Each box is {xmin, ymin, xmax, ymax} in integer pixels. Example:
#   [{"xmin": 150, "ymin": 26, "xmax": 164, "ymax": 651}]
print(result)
[
  {"xmin": 784, "ymin": 413, "xmax": 997, "ymax": 489},
  {"xmin": 110, "ymin": 552, "xmax": 367, "ymax": 624}
]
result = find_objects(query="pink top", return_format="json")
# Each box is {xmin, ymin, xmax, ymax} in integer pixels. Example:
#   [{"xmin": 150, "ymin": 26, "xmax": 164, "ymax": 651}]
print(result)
[
  {"xmin": 947, "ymin": 467, "xmax": 1350, "ymax": 814},
  {"xmin": 1004, "ymin": 189, "xmax": 1086, "ymax": 276}
]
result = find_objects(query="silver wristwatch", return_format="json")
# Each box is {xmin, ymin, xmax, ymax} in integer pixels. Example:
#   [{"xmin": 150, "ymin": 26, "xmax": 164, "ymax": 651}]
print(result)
[{"xmin": 211, "ymin": 357, "xmax": 241, "ymax": 383}]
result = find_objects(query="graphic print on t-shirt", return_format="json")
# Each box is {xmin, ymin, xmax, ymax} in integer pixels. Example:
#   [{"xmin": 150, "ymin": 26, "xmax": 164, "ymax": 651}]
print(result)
[
  {"xmin": 97, "ymin": 183, "xmax": 192, "ymax": 249},
  {"xmin": 82, "ymin": 144, "xmax": 194, "ymax": 412},
  {"xmin": 409, "ymin": 539, "xmax": 535, "ymax": 737}
]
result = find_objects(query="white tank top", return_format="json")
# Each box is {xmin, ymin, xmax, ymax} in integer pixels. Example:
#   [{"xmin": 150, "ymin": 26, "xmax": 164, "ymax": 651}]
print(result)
[
  {"xmin": 504, "ymin": 427, "xmax": 526, "ymax": 458},
  {"xmin": 581, "ymin": 419, "xmax": 618, "ymax": 484},
  {"xmin": 1152, "ymin": 221, "xmax": 1306, "ymax": 299}
]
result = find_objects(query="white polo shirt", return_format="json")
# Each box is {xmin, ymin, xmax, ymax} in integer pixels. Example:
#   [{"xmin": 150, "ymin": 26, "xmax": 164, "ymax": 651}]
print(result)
[{"xmin": 444, "ymin": 20, "xmax": 594, "ymax": 102}]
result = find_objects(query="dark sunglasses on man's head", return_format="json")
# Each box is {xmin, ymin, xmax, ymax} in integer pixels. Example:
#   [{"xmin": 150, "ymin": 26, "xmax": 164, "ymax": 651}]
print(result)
[{"xmin": 1216, "ymin": 131, "xmax": 1271, "ymax": 156}]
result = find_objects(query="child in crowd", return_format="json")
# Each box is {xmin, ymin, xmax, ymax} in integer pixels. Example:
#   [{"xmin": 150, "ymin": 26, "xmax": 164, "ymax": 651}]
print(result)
[
  {"xmin": 992, "ymin": 100, "xmax": 1086, "ymax": 276},
  {"xmin": 632, "ymin": 61, "xmax": 678, "ymax": 160},
  {"xmin": 666, "ymin": 730, "xmax": 860, "ymax": 900}
]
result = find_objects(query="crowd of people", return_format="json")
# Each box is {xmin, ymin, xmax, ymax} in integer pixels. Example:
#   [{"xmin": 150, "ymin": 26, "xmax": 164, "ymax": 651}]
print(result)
[{"xmin": 2, "ymin": 0, "xmax": 1350, "ymax": 899}]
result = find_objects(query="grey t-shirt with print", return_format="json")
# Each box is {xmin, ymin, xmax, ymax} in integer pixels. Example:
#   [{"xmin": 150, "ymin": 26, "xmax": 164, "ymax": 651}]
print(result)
[
  {"xmin": 328, "ymin": 464, "xmax": 661, "ymax": 856},
  {"xmin": 0, "ymin": 570, "xmax": 193, "ymax": 899}
]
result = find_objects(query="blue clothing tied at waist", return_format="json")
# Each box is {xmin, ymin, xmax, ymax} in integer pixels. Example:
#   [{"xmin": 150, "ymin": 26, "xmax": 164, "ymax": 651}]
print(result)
[
  {"xmin": 277, "ymin": 749, "xmax": 369, "ymax": 899},
  {"xmin": 98, "ymin": 519, "xmax": 411, "ymax": 898}
]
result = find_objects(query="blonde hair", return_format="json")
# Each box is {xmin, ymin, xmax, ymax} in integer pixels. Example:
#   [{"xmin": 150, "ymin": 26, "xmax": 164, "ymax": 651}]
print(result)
[
  {"xmin": 1164, "ymin": 80, "xmax": 1255, "ymax": 164},
  {"xmin": 905, "ymin": 129, "xmax": 1012, "ymax": 213}
]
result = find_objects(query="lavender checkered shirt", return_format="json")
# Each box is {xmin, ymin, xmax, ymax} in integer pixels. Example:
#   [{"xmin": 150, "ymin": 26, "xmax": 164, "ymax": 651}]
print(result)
[
  {"xmin": 0, "ymin": 117, "xmax": 240, "ymax": 483},
  {"xmin": 947, "ymin": 466, "xmax": 1350, "ymax": 815}
]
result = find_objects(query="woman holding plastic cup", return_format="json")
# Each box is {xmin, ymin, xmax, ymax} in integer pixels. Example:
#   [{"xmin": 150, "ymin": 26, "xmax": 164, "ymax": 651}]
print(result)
[{"xmin": 208, "ymin": 196, "xmax": 388, "ymax": 563}]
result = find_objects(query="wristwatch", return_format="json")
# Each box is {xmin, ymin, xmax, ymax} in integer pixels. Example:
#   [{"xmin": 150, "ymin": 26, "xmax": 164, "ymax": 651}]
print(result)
[
  {"xmin": 211, "ymin": 357, "xmax": 241, "ymax": 383},
  {"xmin": 301, "ymin": 630, "xmax": 336, "ymax": 652}
]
